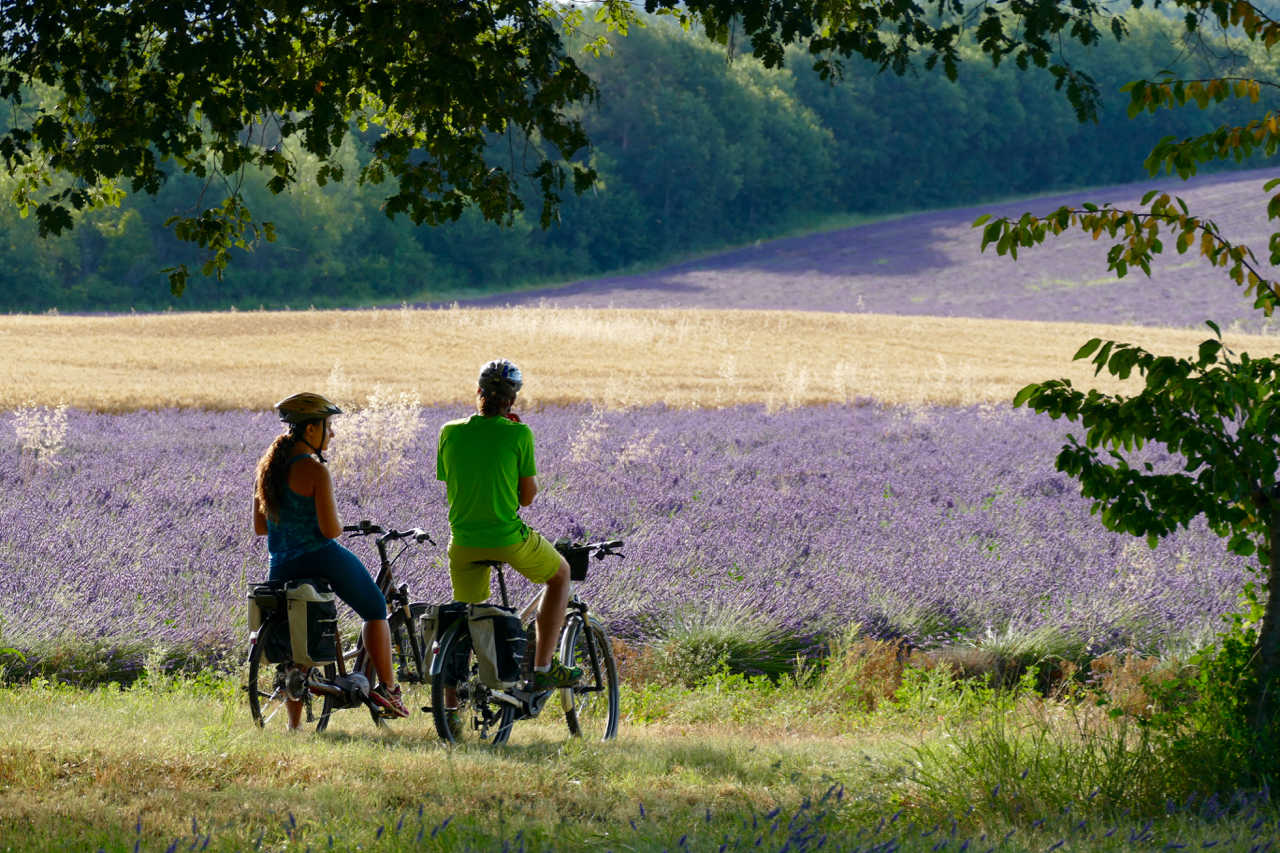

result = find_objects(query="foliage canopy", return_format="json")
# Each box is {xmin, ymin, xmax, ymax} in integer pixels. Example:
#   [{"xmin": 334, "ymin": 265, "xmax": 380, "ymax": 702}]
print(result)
[{"xmin": 0, "ymin": 0, "xmax": 1156, "ymax": 294}]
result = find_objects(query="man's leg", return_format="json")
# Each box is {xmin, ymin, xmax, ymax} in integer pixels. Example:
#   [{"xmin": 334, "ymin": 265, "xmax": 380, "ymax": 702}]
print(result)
[{"xmin": 533, "ymin": 558, "xmax": 571, "ymax": 668}]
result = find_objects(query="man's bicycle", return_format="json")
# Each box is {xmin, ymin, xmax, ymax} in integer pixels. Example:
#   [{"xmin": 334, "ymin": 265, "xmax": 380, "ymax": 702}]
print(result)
[
  {"xmin": 245, "ymin": 520, "xmax": 435, "ymax": 731},
  {"xmin": 429, "ymin": 539, "xmax": 624, "ymax": 745}
]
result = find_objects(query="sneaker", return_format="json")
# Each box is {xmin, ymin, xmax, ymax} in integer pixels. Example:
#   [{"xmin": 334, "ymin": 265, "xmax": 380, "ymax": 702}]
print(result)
[
  {"xmin": 371, "ymin": 683, "xmax": 410, "ymax": 718},
  {"xmin": 529, "ymin": 659, "xmax": 583, "ymax": 690}
]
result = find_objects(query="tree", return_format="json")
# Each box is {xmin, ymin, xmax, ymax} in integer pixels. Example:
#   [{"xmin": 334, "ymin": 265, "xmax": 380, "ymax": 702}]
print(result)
[
  {"xmin": 974, "ymin": 0, "xmax": 1280, "ymax": 742},
  {"xmin": 1, "ymin": 0, "xmax": 612, "ymax": 293},
  {"xmin": 0, "ymin": 0, "xmax": 1138, "ymax": 295}
]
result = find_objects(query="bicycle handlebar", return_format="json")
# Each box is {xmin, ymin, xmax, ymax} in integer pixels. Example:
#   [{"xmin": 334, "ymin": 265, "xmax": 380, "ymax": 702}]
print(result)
[
  {"xmin": 342, "ymin": 520, "xmax": 435, "ymax": 546},
  {"xmin": 571, "ymin": 539, "xmax": 625, "ymax": 560}
]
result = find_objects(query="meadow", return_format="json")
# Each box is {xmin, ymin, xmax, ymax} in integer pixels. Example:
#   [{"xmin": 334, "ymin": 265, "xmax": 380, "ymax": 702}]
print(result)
[
  {"xmin": 4, "ymin": 300, "xmax": 1280, "ymax": 850},
  {"xmin": 12, "ymin": 667, "xmax": 1280, "ymax": 853},
  {"xmin": 2, "ymin": 306, "xmax": 1277, "ymax": 411}
]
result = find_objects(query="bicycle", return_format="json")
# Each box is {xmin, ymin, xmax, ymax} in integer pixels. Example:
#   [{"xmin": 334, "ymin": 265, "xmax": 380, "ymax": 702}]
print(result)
[
  {"xmin": 429, "ymin": 538, "xmax": 624, "ymax": 745},
  {"xmin": 245, "ymin": 520, "xmax": 435, "ymax": 732}
]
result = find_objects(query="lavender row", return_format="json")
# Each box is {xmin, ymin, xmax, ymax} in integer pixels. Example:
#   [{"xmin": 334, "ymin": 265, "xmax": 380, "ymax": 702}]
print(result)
[
  {"xmin": 456, "ymin": 167, "xmax": 1280, "ymax": 333},
  {"xmin": 0, "ymin": 404, "xmax": 1251, "ymax": 658}
]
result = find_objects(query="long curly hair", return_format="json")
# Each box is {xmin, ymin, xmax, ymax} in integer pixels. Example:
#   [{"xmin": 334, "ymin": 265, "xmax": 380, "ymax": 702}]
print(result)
[{"xmin": 254, "ymin": 429, "xmax": 302, "ymax": 524}]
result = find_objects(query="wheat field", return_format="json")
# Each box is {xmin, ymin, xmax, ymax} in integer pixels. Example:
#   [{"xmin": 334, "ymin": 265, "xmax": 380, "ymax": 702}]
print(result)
[{"xmin": 4, "ymin": 306, "xmax": 1276, "ymax": 410}]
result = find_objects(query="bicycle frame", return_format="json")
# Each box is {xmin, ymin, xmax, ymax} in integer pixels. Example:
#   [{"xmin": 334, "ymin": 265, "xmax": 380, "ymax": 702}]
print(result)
[
  {"xmin": 246, "ymin": 520, "xmax": 435, "ymax": 729},
  {"xmin": 429, "ymin": 544, "xmax": 617, "ymax": 715}
]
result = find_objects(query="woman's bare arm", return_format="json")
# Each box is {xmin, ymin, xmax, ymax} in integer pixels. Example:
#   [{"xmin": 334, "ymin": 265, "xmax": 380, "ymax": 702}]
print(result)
[
  {"xmin": 253, "ymin": 496, "xmax": 268, "ymax": 536},
  {"xmin": 309, "ymin": 462, "xmax": 343, "ymax": 539}
]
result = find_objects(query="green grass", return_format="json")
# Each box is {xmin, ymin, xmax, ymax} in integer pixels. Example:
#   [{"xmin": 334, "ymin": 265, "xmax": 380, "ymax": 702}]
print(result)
[{"xmin": 2, "ymin": 655, "xmax": 1280, "ymax": 852}]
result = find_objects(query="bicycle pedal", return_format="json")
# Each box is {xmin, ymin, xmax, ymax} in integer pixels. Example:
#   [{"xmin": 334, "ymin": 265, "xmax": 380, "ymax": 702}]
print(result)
[{"xmin": 517, "ymin": 687, "xmax": 553, "ymax": 718}]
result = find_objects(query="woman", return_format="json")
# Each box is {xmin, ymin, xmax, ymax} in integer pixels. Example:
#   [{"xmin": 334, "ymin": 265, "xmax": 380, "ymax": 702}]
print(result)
[{"xmin": 253, "ymin": 391, "xmax": 408, "ymax": 726}]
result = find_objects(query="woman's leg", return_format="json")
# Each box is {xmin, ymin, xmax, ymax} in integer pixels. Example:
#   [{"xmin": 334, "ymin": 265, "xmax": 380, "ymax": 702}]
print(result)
[
  {"xmin": 363, "ymin": 618, "xmax": 395, "ymax": 688},
  {"xmin": 304, "ymin": 542, "xmax": 397, "ymax": 690}
]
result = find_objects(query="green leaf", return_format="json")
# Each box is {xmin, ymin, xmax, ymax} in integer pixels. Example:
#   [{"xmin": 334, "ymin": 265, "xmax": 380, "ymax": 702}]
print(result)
[
  {"xmin": 1073, "ymin": 338, "xmax": 1104, "ymax": 360},
  {"xmin": 1012, "ymin": 383, "xmax": 1040, "ymax": 408}
]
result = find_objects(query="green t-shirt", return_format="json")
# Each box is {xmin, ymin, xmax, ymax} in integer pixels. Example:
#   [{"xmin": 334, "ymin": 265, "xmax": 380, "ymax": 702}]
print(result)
[{"xmin": 436, "ymin": 414, "xmax": 537, "ymax": 547}]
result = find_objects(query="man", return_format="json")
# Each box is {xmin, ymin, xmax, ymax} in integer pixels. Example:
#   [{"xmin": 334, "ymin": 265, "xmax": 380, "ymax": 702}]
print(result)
[{"xmin": 436, "ymin": 359, "xmax": 581, "ymax": 689}]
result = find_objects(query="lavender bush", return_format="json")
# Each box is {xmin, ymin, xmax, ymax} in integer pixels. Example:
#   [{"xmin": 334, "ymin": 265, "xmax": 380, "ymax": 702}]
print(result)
[
  {"xmin": 456, "ymin": 167, "xmax": 1280, "ymax": 333},
  {"xmin": 0, "ymin": 404, "xmax": 1251, "ymax": 666}
]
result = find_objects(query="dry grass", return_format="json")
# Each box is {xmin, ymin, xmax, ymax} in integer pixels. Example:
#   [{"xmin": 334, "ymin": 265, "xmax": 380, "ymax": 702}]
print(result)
[
  {"xmin": 0, "ymin": 677, "xmax": 898, "ymax": 851},
  {"xmin": 4, "ymin": 307, "xmax": 1276, "ymax": 410}
]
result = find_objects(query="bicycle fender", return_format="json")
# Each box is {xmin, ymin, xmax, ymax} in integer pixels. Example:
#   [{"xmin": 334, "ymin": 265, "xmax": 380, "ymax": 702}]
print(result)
[{"xmin": 429, "ymin": 622, "xmax": 465, "ymax": 680}]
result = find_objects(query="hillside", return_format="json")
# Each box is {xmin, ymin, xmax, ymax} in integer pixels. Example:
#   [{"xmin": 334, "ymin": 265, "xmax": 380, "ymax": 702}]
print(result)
[
  {"xmin": 458, "ymin": 167, "xmax": 1280, "ymax": 332},
  {"xmin": 0, "ymin": 11, "xmax": 1264, "ymax": 313}
]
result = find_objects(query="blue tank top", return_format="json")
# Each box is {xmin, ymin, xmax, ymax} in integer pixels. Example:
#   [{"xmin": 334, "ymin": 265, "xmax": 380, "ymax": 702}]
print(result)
[{"xmin": 266, "ymin": 455, "xmax": 330, "ymax": 569}]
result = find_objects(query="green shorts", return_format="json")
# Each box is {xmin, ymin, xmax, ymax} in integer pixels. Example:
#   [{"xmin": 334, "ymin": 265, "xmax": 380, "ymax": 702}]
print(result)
[{"xmin": 447, "ymin": 530, "xmax": 565, "ymax": 603}]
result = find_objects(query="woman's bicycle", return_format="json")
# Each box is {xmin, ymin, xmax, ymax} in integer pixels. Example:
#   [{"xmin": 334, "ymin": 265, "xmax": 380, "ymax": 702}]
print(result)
[
  {"xmin": 245, "ymin": 520, "xmax": 435, "ymax": 732},
  {"xmin": 429, "ymin": 539, "xmax": 624, "ymax": 745}
]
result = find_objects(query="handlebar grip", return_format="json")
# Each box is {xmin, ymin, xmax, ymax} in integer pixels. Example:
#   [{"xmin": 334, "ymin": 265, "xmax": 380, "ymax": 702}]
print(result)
[{"xmin": 345, "ymin": 521, "xmax": 384, "ymax": 535}]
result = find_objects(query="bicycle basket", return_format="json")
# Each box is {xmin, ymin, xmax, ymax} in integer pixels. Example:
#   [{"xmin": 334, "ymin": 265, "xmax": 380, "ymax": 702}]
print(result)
[{"xmin": 554, "ymin": 539, "xmax": 591, "ymax": 582}]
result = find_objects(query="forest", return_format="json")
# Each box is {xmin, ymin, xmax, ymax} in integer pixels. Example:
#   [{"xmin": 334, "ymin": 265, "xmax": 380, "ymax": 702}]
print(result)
[{"xmin": 0, "ymin": 10, "xmax": 1267, "ymax": 311}]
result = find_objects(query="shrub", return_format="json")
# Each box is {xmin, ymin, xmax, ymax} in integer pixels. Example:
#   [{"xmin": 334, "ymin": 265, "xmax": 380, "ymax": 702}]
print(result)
[
  {"xmin": 12, "ymin": 401, "xmax": 68, "ymax": 472},
  {"xmin": 642, "ymin": 602, "xmax": 810, "ymax": 687},
  {"xmin": 327, "ymin": 385, "xmax": 423, "ymax": 493},
  {"xmin": 807, "ymin": 627, "xmax": 916, "ymax": 714}
]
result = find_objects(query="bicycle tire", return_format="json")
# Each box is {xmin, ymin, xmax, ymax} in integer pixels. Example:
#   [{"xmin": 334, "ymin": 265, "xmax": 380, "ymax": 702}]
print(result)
[
  {"xmin": 247, "ymin": 623, "xmax": 310, "ymax": 729},
  {"xmin": 313, "ymin": 662, "xmax": 341, "ymax": 732},
  {"xmin": 430, "ymin": 624, "xmax": 515, "ymax": 745},
  {"xmin": 559, "ymin": 615, "xmax": 620, "ymax": 741},
  {"xmin": 389, "ymin": 610, "xmax": 431, "ymax": 722}
]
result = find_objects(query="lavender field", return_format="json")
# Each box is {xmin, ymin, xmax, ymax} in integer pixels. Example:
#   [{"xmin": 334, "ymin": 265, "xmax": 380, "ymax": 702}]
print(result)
[
  {"xmin": 0, "ymin": 403, "xmax": 1249, "ymax": 667},
  {"xmin": 459, "ymin": 167, "xmax": 1280, "ymax": 333}
]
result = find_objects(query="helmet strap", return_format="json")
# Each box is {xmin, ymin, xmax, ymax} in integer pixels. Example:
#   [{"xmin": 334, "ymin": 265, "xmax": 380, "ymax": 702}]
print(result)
[{"xmin": 295, "ymin": 421, "xmax": 328, "ymax": 464}]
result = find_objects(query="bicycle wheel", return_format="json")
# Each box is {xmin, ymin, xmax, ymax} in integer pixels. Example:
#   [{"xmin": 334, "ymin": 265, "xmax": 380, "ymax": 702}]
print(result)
[
  {"xmin": 389, "ymin": 610, "xmax": 430, "ymax": 721},
  {"xmin": 559, "ymin": 615, "xmax": 620, "ymax": 740},
  {"xmin": 313, "ymin": 661, "xmax": 342, "ymax": 732},
  {"xmin": 247, "ymin": 626, "xmax": 310, "ymax": 729},
  {"xmin": 316, "ymin": 642, "xmax": 380, "ymax": 733},
  {"xmin": 430, "ymin": 624, "xmax": 515, "ymax": 745}
]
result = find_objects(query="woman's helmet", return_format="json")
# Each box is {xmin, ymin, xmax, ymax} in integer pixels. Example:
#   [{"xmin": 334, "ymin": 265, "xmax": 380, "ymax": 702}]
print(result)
[
  {"xmin": 478, "ymin": 359, "xmax": 523, "ymax": 399},
  {"xmin": 274, "ymin": 392, "xmax": 342, "ymax": 426}
]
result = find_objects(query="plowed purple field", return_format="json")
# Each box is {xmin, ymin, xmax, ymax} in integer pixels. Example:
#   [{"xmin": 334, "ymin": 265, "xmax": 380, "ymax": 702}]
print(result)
[{"xmin": 463, "ymin": 168, "xmax": 1280, "ymax": 331}]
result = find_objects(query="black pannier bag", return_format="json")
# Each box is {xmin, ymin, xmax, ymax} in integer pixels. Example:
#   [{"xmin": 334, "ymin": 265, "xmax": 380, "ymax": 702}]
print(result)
[
  {"xmin": 247, "ymin": 582, "xmax": 292, "ymax": 664},
  {"xmin": 467, "ymin": 603, "xmax": 527, "ymax": 689},
  {"xmin": 554, "ymin": 539, "xmax": 591, "ymax": 582},
  {"xmin": 285, "ymin": 579, "xmax": 339, "ymax": 668},
  {"xmin": 418, "ymin": 601, "xmax": 468, "ymax": 649}
]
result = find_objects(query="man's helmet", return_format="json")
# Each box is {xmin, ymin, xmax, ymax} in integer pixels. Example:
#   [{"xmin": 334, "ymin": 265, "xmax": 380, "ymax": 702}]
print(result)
[
  {"xmin": 274, "ymin": 392, "xmax": 342, "ymax": 426},
  {"xmin": 478, "ymin": 359, "xmax": 523, "ymax": 398}
]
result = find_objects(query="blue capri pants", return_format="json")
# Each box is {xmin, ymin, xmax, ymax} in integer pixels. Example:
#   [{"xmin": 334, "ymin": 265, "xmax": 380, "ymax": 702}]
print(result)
[{"xmin": 269, "ymin": 540, "xmax": 388, "ymax": 621}]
